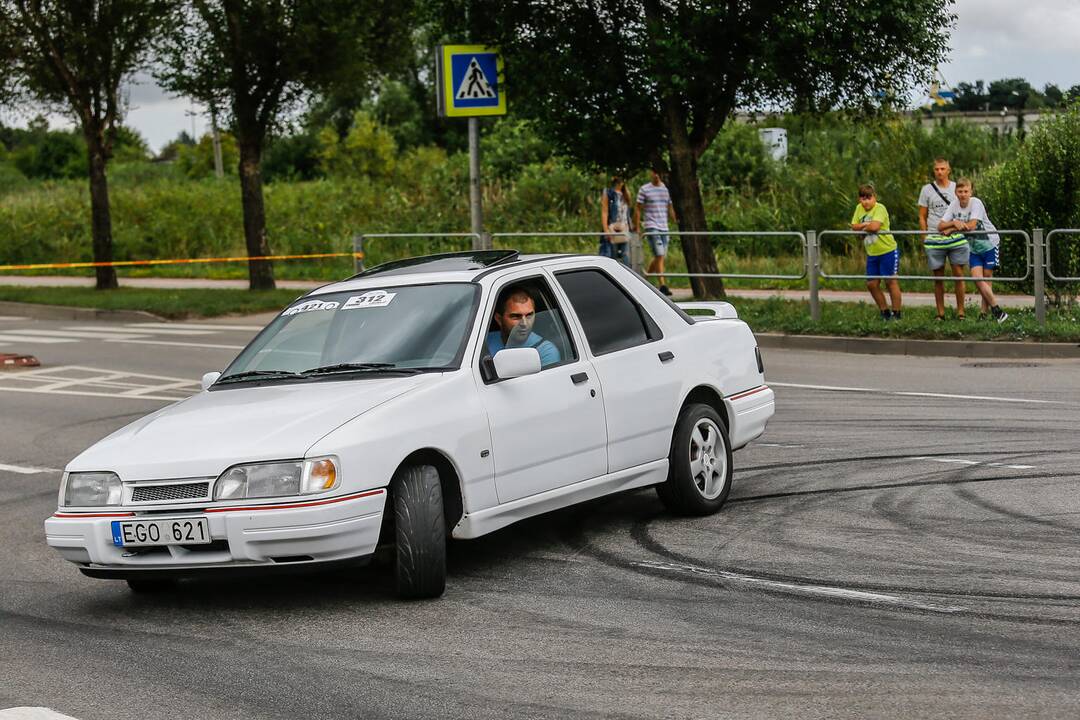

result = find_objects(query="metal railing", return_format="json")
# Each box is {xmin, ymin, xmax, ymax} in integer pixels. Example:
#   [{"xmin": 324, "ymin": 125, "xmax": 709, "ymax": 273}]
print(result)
[
  {"xmin": 352, "ymin": 226, "xmax": 1079, "ymax": 327},
  {"xmin": 352, "ymin": 232, "xmax": 482, "ymax": 273},
  {"xmin": 489, "ymin": 231, "xmax": 643, "ymax": 270},
  {"xmin": 637, "ymin": 231, "xmax": 808, "ymax": 280},
  {"xmin": 816, "ymin": 229, "xmax": 1032, "ymax": 282},
  {"xmin": 1045, "ymin": 229, "xmax": 1080, "ymax": 282}
]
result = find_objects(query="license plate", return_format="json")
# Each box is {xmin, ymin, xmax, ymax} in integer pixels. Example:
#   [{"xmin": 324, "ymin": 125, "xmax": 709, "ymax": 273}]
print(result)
[{"xmin": 111, "ymin": 517, "xmax": 211, "ymax": 547}]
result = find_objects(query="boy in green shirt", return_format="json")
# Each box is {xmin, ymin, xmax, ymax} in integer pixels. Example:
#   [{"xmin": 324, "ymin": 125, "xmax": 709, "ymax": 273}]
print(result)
[{"xmin": 851, "ymin": 184, "xmax": 902, "ymax": 320}]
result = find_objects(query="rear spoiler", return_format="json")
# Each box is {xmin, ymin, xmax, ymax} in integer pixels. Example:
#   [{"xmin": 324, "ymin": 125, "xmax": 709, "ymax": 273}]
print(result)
[{"xmin": 677, "ymin": 301, "xmax": 739, "ymax": 320}]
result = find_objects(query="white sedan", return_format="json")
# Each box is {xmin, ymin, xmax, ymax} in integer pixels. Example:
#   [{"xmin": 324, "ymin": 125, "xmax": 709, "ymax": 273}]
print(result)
[{"xmin": 45, "ymin": 251, "xmax": 774, "ymax": 598}]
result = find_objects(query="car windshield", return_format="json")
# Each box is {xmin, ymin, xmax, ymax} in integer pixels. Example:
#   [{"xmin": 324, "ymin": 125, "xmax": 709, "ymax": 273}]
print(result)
[{"xmin": 219, "ymin": 283, "xmax": 479, "ymax": 382}]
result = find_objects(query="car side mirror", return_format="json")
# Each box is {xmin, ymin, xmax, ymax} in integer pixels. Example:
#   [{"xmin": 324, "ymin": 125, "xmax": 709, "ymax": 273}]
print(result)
[
  {"xmin": 201, "ymin": 371, "xmax": 222, "ymax": 391},
  {"xmin": 492, "ymin": 348, "xmax": 541, "ymax": 380}
]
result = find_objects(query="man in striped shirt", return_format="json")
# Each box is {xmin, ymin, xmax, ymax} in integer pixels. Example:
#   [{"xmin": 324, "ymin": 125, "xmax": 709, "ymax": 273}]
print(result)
[{"xmin": 635, "ymin": 168, "xmax": 678, "ymax": 296}]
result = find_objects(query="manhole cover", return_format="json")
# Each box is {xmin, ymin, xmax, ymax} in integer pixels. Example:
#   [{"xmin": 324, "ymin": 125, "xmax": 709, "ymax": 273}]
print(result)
[{"xmin": 962, "ymin": 361, "xmax": 1042, "ymax": 368}]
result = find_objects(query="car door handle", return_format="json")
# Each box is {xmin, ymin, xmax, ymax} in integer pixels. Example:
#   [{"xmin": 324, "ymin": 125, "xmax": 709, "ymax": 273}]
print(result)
[
  {"xmin": 571, "ymin": 372, "xmax": 589, "ymax": 384},
  {"xmin": 658, "ymin": 351, "xmax": 675, "ymax": 362}
]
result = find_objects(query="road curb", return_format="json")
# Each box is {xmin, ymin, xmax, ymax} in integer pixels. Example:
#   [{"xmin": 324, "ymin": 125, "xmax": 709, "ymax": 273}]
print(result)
[
  {"xmin": 0, "ymin": 300, "xmax": 163, "ymax": 323},
  {"xmin": 755, "ymin": 332, "xmax": 1080, "ymax": 359}
]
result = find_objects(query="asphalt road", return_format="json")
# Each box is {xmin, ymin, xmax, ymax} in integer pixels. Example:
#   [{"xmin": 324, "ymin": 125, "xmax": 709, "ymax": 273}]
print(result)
[{"xmin": 1, "ymin": 312, "xmax": 1078, "ymax": 719}]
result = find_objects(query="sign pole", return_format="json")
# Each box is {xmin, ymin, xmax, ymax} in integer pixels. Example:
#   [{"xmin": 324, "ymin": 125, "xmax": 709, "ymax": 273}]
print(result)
[
  {"xmin": 469, "ymin": 117, "xmax": 483, "ymax": 250},
  {"xmin": 437, "ymin": 44, "xmax": 505, "ymax": 253}
]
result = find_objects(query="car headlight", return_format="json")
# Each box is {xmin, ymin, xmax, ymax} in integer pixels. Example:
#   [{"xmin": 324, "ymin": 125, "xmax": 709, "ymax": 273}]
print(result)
[
  {"xmin": 213, "ymin": 457, "xmax": 339, "ymax": 501},
  {"xmin": 64, "ymin": 471, "xmax": 123, "ymax": 507}
]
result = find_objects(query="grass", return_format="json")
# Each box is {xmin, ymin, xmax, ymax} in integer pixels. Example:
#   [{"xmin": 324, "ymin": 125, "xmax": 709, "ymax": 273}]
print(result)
[
  {"xmin": 732, "ymin": 296, "xmax": 1080, "ymax": 342},
  {"xmin": 0, "ymin": 286, "xmax": 303, "ymax": 319}
]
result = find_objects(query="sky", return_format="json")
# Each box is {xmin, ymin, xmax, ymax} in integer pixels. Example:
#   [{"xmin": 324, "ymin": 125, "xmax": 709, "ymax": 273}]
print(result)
[{"xmin": 5, "ymin": 0, "xmax": 1080, "ymax": 153}]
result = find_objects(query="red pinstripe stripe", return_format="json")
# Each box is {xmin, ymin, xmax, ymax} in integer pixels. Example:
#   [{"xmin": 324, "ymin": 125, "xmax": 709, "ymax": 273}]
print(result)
[
  {"xmin": 728, "ymin": 385, "xmax": 769, "ymax": 401},
  {"xmin": 54, "ymin": 512, "xmax": 136, "ymax": 518},
  {"xmin": 204, "ymin": 488, "xmax": 385, "ymax": 513}
]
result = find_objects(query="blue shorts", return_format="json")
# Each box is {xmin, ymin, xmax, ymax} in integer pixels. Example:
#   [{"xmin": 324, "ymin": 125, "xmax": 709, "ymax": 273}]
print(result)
[
  {"xmin": 646, "ymin": 231, "xmax": 669, "ymax": 257},
  {"xmin": 969, "ymin": 247, "xmax": 999, "ymax": 270},
  {"xmin": 866, "ymin": 249, "xmax": 900, "ymax": 278}
]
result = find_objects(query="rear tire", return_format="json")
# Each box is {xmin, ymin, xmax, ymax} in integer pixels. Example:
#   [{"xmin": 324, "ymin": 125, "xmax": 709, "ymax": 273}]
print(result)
[
  {"xmin": 656, "ymin": 403, "xmax": 733, "ymax": 516},
  {"xmin": 392, "ymin": 464, "xmax": 446, "ymax": 599},
  {"xmin": 125, "ymin": 578, "xmax": 175, "ymax": 594}
]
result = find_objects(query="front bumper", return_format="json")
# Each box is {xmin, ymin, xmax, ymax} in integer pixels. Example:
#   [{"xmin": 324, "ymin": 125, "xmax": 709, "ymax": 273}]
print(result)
[{"xmin": 44, "ymin": 489, "xmax": 386, "ymax": 579}]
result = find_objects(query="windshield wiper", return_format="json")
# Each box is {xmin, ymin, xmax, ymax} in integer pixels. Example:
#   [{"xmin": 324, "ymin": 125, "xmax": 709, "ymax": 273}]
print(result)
[
  {"xmin": 301, "ymin": 362, "xmax": 422, "ymax": 376},
  {"xmin": 215, "ymin": 369, "xmax": 305, "ymax": 384}
]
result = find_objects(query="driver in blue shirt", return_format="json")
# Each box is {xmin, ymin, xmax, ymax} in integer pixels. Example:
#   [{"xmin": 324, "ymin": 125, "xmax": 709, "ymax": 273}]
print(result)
[{"xmin": 487, "ymin": 286, "xmax": 561, "ymax": 367}]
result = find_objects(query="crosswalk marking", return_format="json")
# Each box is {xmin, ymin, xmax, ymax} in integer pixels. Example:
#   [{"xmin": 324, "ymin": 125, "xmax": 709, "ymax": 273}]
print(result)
[
  {"xmin": 107, "ymin": 338, "xmax": 245, "ymax": 350},
  {"xmin": 0, "ymin": 365, "xmax": 201, "ymax": 401},
  {"xmin": 0, "ymin": 334, "xmax": 77, "ymax": 344},
  {"xmin": 10, "ymin": 328, "xmax": 144, "ymax": 340},
  {"xmin": 69, "ymin": 325, "xmax": 218, "ymax": 336},
  {"xmin": 0, "ymin": 462, "xmax": 60, "ymax": 475},
  {"xmin": 0, "ymin": 322, "xmax": 260, "ymax": 349},
  {"xmin": 129, "ymin": 322, "xmax": 266, "ymax": 331}
]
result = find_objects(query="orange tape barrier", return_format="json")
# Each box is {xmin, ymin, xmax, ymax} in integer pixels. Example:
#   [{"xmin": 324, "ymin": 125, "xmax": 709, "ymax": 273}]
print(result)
[{"xmin": 0, "ymin": 252, "xmax": 364, "ymax": 272}]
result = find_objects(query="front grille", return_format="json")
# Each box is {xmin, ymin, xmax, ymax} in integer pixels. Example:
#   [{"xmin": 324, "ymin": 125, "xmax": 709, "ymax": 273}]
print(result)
[{"xmin": 131, "ymin": 482, "xmax": 210, "ymax": 503}]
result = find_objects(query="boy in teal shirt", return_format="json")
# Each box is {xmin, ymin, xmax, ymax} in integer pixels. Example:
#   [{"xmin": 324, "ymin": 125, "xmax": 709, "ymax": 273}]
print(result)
[
  {"xmin": 851, "ymin": 184, "xmax": 902, "ymax": 320},
  {"xmin": 938, "ymin": 177, "xmax": 1008, "ymax": 323}
]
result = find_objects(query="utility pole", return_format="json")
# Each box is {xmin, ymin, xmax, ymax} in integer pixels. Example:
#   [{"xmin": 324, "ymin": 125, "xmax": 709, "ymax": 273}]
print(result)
[{"xmin": 210, "ymin": 101, "xmax": 224, "ymax": 179}]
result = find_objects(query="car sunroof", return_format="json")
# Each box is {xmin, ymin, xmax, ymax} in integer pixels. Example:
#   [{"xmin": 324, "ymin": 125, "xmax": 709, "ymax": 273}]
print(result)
[{"xmin": 351, "ymin": 250, "xmax": 520, "ymax": 278}]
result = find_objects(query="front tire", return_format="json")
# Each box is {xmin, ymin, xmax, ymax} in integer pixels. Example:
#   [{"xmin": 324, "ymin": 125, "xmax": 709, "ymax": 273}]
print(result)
[
  {"xmin": 656, "ymin": 403, "xmax": 733, "ymax": 516},
  {"xmin": 392, "ymin": 464, "xmax": 446, "ymax": 599}
]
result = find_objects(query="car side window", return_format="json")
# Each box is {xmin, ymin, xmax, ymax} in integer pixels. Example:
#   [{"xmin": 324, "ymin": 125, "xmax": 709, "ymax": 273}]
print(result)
[
  {"xmin": 483, "ymin": 276, "xmax": 578, "ymax": 371},
  {"xmin": 556, "ymin": 269, "xmax": 659, "ymax": 355}
]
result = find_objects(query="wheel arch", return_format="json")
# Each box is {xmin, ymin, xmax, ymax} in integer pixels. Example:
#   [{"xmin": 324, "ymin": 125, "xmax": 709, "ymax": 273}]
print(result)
[
  {"xmin": 680, "ymin": 384, "xmax": 731, "ymax": 430},
  {"xmin": 393, "ymin": 448, "xmax": 464, "ymax": 533}
]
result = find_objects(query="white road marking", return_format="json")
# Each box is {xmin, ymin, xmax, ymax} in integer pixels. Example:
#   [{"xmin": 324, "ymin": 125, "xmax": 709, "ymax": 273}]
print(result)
[
  {"xmin": 0, "ymin": 462, "xmax": 60, "ymax": 475},
  {"xmin": 0, "ymin": 365, "xmax": 200, "ymax": 402},
  {"xmin": 129, "ymin": 322, "xmax": 265, "ymax": 332},
  {"xmin": 0, "ymin": 708, "xmax": 83, "ymax": 720},
  {"xmin": 0, "ymin": 386, "xmax": 186, "ymax": 402},
  {"xmin": 770, "ymin": 381, "xmax": 1061, "ymax": 405},
  {"xmin": 633, "ymin": 560, "xmax": 966, "ymax": 613},
  {"xmin": 0, "ymin": 334, "xmax": 77, "ymax": 344},
  {"xmin": 105, "ymin": 338, "xmax": 245, "ymax": 350},
  {"xmin": 11, "ymin": 329, "xmax": 145, "ymax": 340},
  {"xmin": 754, "ymin": 442, "xmax": 805, "ymax": 448},
  {"xmin": 0, "ymin": 316, "xmax": 26, "ymax": 321},
  {"xmin": 69, "ymin": 325, "xmax": 217, "ymax": 336},
  {"xmin": 912, "ymin": 456, "xmax": 1035, "ymax": 470}
]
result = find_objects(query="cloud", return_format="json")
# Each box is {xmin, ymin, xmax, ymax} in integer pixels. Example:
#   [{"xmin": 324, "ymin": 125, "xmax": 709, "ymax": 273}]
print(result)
[{"xmin": 941, "ymin": 0, "xmax": 1080, "ymax": 88}]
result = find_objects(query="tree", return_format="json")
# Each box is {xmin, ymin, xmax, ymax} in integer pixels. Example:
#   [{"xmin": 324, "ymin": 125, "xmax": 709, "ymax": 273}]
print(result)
[
  {"xmin": 431, "ymin": 0, "xmax": 954, "ymax": 297},
  {"xmin": 155, "ymin": 0, "xmax": 414, "ymax": 290},
  {"xmin": 952, "ymin": 80, "xmax": 988, "ymax": 112},
  {"xmin": 0, "ymin": 0, "xmax": 170, "ymax": 289},
  {"xmin": 1043, "ymin": 83, "xmax": 1064, "ymax": 109},
  {"xmin": 988, "ymin": 78, "xmax": 1034, "ymax": 110}
]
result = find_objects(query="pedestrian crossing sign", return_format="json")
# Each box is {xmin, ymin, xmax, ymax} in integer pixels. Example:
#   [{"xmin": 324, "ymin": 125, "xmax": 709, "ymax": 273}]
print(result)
[{"xmin": 437, "ymin": 45, "xmax": 506, "ymax": 117}]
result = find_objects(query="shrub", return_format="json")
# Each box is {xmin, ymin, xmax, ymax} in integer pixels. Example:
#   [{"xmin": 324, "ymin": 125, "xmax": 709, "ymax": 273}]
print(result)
[
  {"xmin": 981, "ymin": 103, "xmax": 1080, "ymax": 301},
  {"xmin": 175, "ymin": 132, "xmax": 239, "ymax": 179},
  {"xmin": 317, "ymin": 111, "xmax": 397, "ymax": 179},
  {"xmin": 698, "ymin": 122, "xmax": 774, "ymax": 193},
  {"xmin": 13, "ymin": 131, "xmax": 86, "ymax": 179}
]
